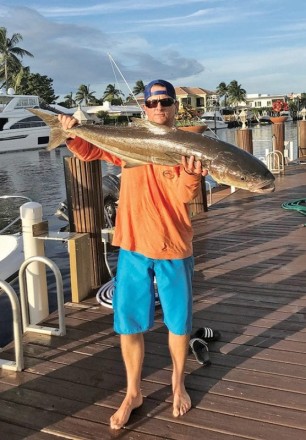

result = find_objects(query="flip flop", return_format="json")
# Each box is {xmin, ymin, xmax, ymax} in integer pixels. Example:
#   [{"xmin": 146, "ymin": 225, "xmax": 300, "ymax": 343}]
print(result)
[
  {"xmin": 189, "ymin": 338, "xmax": 211, "ymax": 366},
  {"xmin": 191, "ymin": 327, "xmax": 221, "ymax": 342}
]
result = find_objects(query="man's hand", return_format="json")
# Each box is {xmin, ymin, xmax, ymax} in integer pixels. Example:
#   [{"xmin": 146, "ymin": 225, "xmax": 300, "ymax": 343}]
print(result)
[
  {"xmin": 58, "ymin": 114, "xmax": 78, "ymax": 139},
  {"xmin": 181, "ymin": 155, "xmax": 208, "ymax": 177}
]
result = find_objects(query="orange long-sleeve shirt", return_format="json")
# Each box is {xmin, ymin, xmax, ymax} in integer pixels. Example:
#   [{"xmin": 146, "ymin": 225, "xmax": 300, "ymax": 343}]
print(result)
[{"xmin": 67, "ymin": 137, "xmax": 202, "ymax": 259}]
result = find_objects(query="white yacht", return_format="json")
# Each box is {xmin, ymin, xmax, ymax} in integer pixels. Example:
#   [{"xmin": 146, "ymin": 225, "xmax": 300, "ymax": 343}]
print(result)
[
  {"xmin": 200, "ymin": 111, "xmax": 228, "ymax": 129},
  {"xmin": 0, "ymin": 195, "xmax": 31, "ymax": 282},
  {"xmin": 279, "ymin": 111, "xmax": 293, "ymax": 122},
  {"xmin": 0, "ymin": 89, "xmax": 53, "ymax": 153},
  {"xmin": 0, "ymin": 234, "xmax": 24, "ymax": 282}
]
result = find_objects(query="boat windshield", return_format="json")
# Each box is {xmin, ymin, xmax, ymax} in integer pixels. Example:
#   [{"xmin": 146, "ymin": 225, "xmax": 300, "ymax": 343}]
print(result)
[{"xmin": 0, "ymin": 96, "xmax": 39, "ymax": 112}]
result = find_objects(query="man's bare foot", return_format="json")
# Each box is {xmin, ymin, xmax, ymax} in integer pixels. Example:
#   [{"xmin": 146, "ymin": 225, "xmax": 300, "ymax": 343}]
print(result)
[
  {"xmin": 110, "ymin": 393, "xmax": 143, "ymax": 430},
  {"xmin": 172, "ymin": 387, "xmax": 191, "ymax": 417}
]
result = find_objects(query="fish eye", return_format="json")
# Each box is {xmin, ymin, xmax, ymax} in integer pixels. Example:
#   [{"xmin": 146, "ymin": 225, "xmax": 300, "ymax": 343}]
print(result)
[{"xmin": 240, "ymin": 176, "xmax": 246, "ymax": 181}]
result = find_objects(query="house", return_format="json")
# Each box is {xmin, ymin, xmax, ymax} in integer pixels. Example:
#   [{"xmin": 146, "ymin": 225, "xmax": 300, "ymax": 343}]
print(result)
[
  {"xmin": 239, "ymin": 93, "xmax": 288, "ymax": 109},
  {"xmin": 120, "ymin": 86, "xmax": 217, "ymax": 114},
  {"xmin": 174, "ymin": 86, "xmax": 216, "ymax": 112}
]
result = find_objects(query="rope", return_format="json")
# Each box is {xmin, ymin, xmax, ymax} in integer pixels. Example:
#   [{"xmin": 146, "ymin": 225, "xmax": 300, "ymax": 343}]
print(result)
[{"xmin": 281, "ymin": 198, "xmax": 306, "ymax": 226}]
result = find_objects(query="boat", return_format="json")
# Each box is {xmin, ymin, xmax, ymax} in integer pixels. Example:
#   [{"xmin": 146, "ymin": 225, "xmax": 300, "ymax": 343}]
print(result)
[
  {"xmin": 258, "ymin": 115, "xmax": 272, "ymax": 125},
  {"xmin": 0, "ymin": 234, "xmax": 24, "ymax": 282},
  {"xmin": 279, "ymin": 111, "xmax": 293, "ymax": 122},
  {"xmin": 200, "ymin": 111, "xmax": 228, "ymax": 129},
  {"xmin": 0, "ymin": 89, "xmax": 54, "ymax": 154},
  {"xmin": 0, "ymin": 195, "xmax": 31, "ymax": 282}
]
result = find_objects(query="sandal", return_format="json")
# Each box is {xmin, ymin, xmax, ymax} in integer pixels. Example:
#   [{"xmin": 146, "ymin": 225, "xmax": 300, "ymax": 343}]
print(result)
[
  {"xmin": 189, "ymin": 338, "xmax": 211, "ymax": 366},
  {"xmin": 191, "ymin": 327, "xmax": 221, "ymax": 342}
]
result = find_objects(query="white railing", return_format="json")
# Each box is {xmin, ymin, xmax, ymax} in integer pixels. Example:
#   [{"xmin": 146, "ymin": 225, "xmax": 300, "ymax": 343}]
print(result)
[
  {"xmin": 0, "ymin": 280, "xmax": 24, "ymax": 371},
  {"xmin": 19, "ymin": 256, "xmax": 66, "ymax": 336}
]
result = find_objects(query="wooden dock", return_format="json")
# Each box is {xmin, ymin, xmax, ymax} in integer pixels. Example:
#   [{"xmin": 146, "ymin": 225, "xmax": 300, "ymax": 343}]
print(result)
[{"xmin": 1, "ymin": 163, "xmax": 306, "ymax": 439}]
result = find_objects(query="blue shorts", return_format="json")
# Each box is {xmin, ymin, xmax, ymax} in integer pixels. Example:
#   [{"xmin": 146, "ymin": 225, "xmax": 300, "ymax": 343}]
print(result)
[{"xmin": 112, "ymin": 249, "xmax": 194, "ymax": 335}]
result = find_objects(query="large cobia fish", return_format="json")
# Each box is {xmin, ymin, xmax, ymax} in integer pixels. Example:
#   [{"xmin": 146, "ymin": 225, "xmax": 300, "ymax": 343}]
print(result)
[{"xmin": 29, "ymin": 108, "xmax": 275, "ymax": 193}]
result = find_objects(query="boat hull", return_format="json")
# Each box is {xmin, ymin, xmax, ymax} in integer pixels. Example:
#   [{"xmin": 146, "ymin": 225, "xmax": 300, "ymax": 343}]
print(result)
[
  {"xmin": 0, "ymin": 126, "xmax": 50, "ymax": 153},
  {"xmin": 0, "ymin": 234, "xmax": 24, "ymax": 281}
]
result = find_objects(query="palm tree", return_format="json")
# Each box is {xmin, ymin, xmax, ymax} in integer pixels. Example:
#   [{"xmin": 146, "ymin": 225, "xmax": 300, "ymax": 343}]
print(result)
[
  {"xmin": 0, "ymin": 27, "xmax": 34, "ymax": 91},
  {"xmin": 103, "ymin": 84, "xmax": 124, "ymax": 103},
  {"xmin": 133, "ymin": 80, "xmax": 145, "ymax": 96},
  {"xmin": 216, "ymin": 82, "xmax": 228, "ymax": 107},
  {"xmin": 10, "ymin": 65, "xmax": 28, "ymax": 92},
  {"xmin": 64, "ymin": 92, "xmax": 76, "ymax": 108},
  {"xmin": 75, "ymin": 84, "xmax": 96, "ymax": 105},
  {"xmin": 227, "ymin": 80, "xmax": 246, "ymax": 107}
]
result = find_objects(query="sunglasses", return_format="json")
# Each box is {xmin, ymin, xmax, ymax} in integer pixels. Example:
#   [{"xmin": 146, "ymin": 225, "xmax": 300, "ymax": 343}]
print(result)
[{"xmin": 145, "ymin": 98, "xmax": 175, "ymax": 108}]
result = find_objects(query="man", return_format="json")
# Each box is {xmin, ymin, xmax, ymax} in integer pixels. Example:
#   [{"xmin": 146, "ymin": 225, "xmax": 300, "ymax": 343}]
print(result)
[{"xmin": 58, "ymin": 79, "xmax": 207, "ymax": 430}]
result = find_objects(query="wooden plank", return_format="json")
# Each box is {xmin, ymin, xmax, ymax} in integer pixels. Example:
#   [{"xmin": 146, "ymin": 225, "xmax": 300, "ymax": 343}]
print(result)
[
  {"xmin": 0, "ymin": 164, "xmax": 306, "ymax": 439},
  {"xmin": 0, "ymin": 421, "xmax": 65, "ymax": 440}
]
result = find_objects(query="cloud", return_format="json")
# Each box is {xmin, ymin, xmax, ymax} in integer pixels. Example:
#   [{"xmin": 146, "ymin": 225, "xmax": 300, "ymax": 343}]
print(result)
[{"xmin": 0, "ymin": 4, "xmax": 205, "ymax": 97}]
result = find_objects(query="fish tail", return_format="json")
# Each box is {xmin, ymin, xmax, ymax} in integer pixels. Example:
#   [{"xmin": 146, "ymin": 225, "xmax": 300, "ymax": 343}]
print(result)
[
  {"xmin": 28, "ymin": 108, "xmax": 68, "ymax": 150},
  {"xmin": 47, "ymin": 126, "xmax": 68, "ymax": 150}
]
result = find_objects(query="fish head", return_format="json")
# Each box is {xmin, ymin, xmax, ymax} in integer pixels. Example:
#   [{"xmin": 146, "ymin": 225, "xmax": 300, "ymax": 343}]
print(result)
[{"xmin": 209, "ymin": 150, "xmax": 275, "ymax": 193}]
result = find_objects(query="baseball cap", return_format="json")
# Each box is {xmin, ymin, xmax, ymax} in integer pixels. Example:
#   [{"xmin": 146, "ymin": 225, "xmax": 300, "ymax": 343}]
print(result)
[{"xmin": 144, "ymin": 79, "xmax": 176, "ymax": 101}]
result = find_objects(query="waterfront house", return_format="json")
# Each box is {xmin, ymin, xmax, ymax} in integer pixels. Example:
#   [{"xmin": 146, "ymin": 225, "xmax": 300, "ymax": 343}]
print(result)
[{"xmin": 175, "ymin": 86, "xmax": 216, "ymax": 113}]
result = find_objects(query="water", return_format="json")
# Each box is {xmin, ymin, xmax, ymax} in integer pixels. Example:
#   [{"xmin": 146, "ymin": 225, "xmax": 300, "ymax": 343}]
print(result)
[
  {"xmin": 0, "ymin": 122, "xmax": 299, "ymax": 346},
  {"xmin": 0, "ymin": 146, "xmax": 118, "ymax": 347},
  {"xmin": 206, "ymin": 120, "xmax": 299, "ymax": 160}
]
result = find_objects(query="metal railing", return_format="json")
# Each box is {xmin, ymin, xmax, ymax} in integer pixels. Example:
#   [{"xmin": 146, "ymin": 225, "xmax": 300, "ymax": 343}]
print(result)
[
  {"xmin": 0, "ymin": 280, "xmax": 24, "ymax": 371},
  {"xmin": 19, "ymin": 256, "xmax": 66, "ymax": 336}
]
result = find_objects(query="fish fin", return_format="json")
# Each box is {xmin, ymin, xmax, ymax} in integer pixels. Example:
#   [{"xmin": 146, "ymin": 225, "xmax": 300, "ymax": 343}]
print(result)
[
  {"xmin": 131, "ymin": 117, "xmax": 174, "ymax": 135},
  {"xmin": 123, "ymin": 159, "xmax": 150, "ymax": 168},
  {"xmin": 28, "ymin": 108, "xmax": 68, "ymax": 149}
]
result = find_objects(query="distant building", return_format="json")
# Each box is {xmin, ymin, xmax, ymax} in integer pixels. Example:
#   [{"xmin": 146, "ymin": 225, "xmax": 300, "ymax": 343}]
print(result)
[
  {"xmin": 239, "ymin": 93, "xmax": 288, "ymax": 109},
  {"xmin": 131, "ymin": 86, "xmax": 217, "ymax": 112},
  {"xmin": 175, "ymin": 87, "xmax": 216, "ymax": 112},
  {"xmin": 81, "ymin": 101, "xmax": 143, "ymax": 122}
]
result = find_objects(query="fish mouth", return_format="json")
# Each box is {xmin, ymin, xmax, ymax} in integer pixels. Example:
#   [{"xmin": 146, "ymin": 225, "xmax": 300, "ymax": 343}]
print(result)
[{"xmin": 250, "ymin": 181, "xmax": 275, "ymax": 193}]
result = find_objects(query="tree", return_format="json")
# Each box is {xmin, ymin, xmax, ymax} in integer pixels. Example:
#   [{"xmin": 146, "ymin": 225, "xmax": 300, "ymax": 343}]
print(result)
[
  {"xmin": 103, "ymin": 84, "xmax": 124, "ymax": 103},
  {"xmin": 0, "ymin": 27, "xmax": 34, "ymax": 91},
  {"xmin": 227, "ymin": 80, "xmax": 246, "ymax": 107},
  {"xmin": 133, "ymin": 80, "xmax": 145, "ymax": 96},
  {"xmin": 63, "ymin": 92, "xmax": 76, "ymax": 108},
  {"xmin": 216, "ymin": 82, "xmax": 228, "ymax": 107},
  {"xmin": 16, "ymin": 70, "xmax": 58, "ymax": 103},
  {"xmin": 75, "ymin": 84, "xmax": 96, "ymax": 105}
]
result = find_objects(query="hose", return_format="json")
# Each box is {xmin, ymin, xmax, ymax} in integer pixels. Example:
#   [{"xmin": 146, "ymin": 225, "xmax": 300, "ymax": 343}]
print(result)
[
  {"xmin": 96, "ymin": 279, "xmax": 115, "ymax": 309},
  {"xmin": 96, "ymin": 278, "xmax": 160, "ymax": 309},
  {"xmin": 281, "ymin": 198, "xmax": 306, "ymax": 225}
]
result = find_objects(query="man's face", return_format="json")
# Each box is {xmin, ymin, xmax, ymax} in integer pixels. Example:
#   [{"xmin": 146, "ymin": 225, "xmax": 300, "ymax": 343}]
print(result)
[{"xmin": 143, "ymin": 85, "xmax": 178, "ymax": 127}]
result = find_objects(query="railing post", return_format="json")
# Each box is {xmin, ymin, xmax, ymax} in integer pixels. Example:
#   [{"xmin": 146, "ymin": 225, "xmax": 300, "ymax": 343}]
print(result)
[
  {"xmin": 20, "ymin": 202, "xmax": 49, "ymax": 325},
  {"xmin": 0, "ymin": 281, "xmax": 24, "ymax": 371}
]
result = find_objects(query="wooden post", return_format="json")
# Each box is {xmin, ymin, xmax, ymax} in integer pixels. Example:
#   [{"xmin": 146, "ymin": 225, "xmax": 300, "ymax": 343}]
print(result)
[
  {"xmin": 189, "ymin": 176, "xmax": 208, "ymax": 216},
  {"xmin": 272, "ymin": 121, "xmax": 285, "ymax": 155},
  {"xmin": 68, "ymin": 233, "xmax": 92, "ymax": 302},
  {"xmin": 64, "ymin": 157, "xmax": 109, "ymax": 295},
  {"xmin": 235, "ymin": 128, "xmax": 253, "ymax": 154},
  {"xmin": 298, "ymin": 120, "xmax": 306, "ymax": 159}
]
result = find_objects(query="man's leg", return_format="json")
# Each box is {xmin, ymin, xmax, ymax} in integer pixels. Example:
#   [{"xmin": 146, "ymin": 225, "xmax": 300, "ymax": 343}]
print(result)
[
  {"xmin": 110, "ymin": 333, "xmax": 144, "ymax": 430},
  {"xmin": 168, "ymin": 331, "xmax": 191, "ymax": 417}
]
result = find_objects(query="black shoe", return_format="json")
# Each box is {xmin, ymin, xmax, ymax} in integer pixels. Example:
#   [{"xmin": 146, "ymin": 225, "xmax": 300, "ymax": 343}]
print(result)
[
  {"xmin": 189, "ymin": 338, "xmax": 211, "ymax": 366},
  {"xmin": 191, "ymin": 327, "xmax": 221, "ymax": 342}
]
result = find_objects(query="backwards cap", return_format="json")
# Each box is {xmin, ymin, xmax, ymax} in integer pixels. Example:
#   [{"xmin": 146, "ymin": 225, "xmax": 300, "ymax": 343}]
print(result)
[{"xmin": 144, "ymin": 79, "xmax": 176, "ymax": 101}]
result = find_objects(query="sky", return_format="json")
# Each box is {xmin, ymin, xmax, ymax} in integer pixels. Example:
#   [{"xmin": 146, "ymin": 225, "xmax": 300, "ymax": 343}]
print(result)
[{"xmin": 1, "ymin": 0, "xmax": 306, "ymax": 101}]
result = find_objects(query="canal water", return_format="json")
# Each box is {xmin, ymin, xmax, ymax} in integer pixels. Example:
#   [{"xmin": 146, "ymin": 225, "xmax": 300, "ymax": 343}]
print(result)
[{"xmin": 0, "ymin": 122, "xmax": 300, "ymax": 346}]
